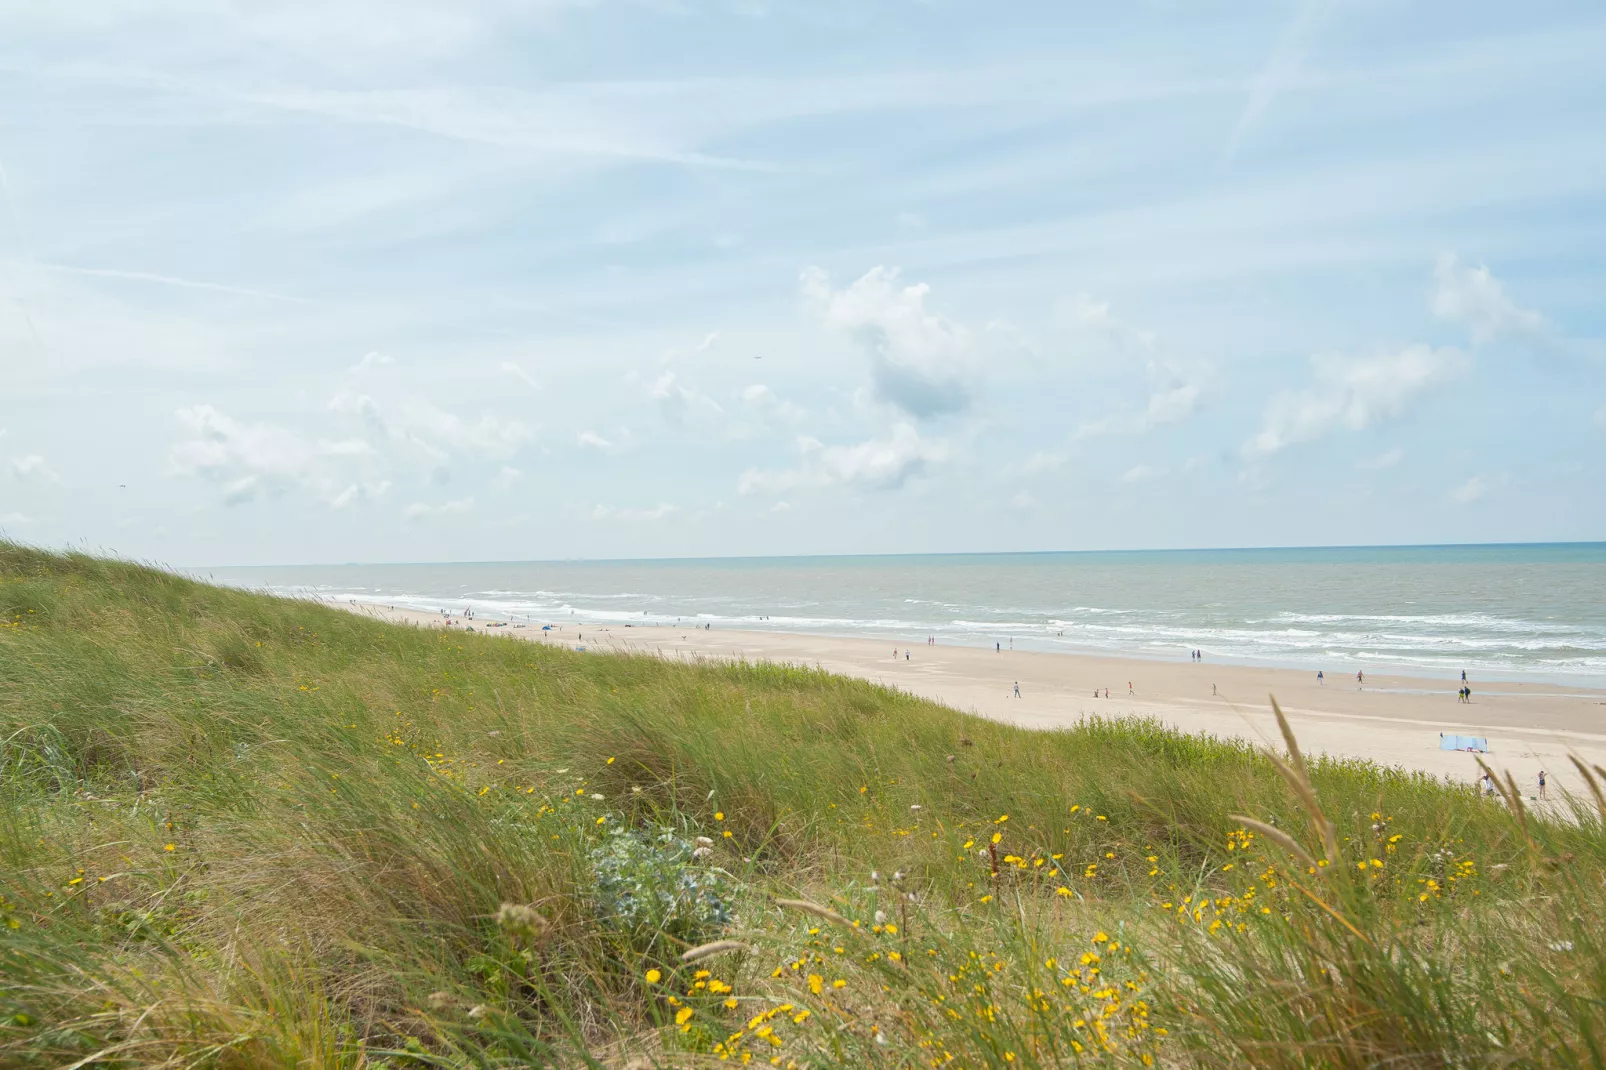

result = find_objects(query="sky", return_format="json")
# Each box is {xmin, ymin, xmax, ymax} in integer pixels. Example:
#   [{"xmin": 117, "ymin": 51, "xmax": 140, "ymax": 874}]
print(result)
[{"xmin": 1, "ymin": 0, "xmax": 1604, "ymax": 566}]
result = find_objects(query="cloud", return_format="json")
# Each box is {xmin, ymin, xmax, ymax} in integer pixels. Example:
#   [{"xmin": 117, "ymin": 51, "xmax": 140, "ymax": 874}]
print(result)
[
  {"xmin": 1432, "ymin": 254, "xmax": 1547, "ymax": 345},
  {"xmin": 1245, "ymin": 344, "xmax": 1467, "ymax": 456},
  {"xmin": 1008, "ymin": 450, "xmax": 1068, "ymax": 477},
  {"xmin": 1120, "ymin": 464, "xmax": 1166, "ymax": 483},
  {"xmin": 577, "ymin": 430, "xmax": 612, "ymax": 449},
  {"xmin": 168, "ymin": 404, "xmax": 388, "ymax": 508},
  {"xmin": 492, "ymin": 466, "xmax": 521, "ymax": 491},
  {"xmin": 658, "ymin": 330, "xmax": 724, "ymax": 365},
  {"xmin": 1358, "ymin": 447, "xmax": 1404, "ymax": 471},
  {"xmin": 1223, "ymin": 0, "xmax": 1337, "ymax": 162},
  {"xmin": 1143, "ymin": 380, "xmax": 1200, "ymax": 427},
  {"xmin": 649, "ymin": 370, "xmax": 724, "ymax": 426},
  {"xmin": 1075, "ymin": 373, "xmax": 1202, "ymax": 440},
  {"xmin": 1062, "ymin": 295, "xmax": 1204, "ymax": 436},
  {"xmin": 0, "ymin": 512, "xmax": 32, "ymax": 525},
  {"xmin": 326, "ymin": 391, "xmax": 532, "ymax": 462},
  {"xmin": 328, "ymin": 390, "xmax": 385, "ymax": 422},
  {"xmin": 739, "ymin": 384, "xmax": 806, "ymax": 427},
  {"xmin": 590, "ymin": 502, "xmax": 679, "ymax": 522},
  {"xmin": 38, "ymin": 263, "xmax": 313, "ymax": 304},
  {"xmin": 1450, "ymin": 475, "xmax": 1487, "ymax": 504},
  {"xmin": 1061, "ymin": 292, "xmax": 1157, "ymax": 351},
  {"xmin": 403, "ymin": 497, "xmax": 474, "ymax": 520},
  {"xmin": 500, "ymin": 361, "xmax": 541, "ymax": 389},
  {"xmin": 738, "ymin": 424, "xmax": 946, "ymax": 495},
  {"xmin": 10, "ymin": 454, "xmax": 59, "ymax": 482},
  {"xmin": 802, "ymin": 265, "xmax": 974, "ymax": 419},
  {"xmin": 350, "ymin": 351, "xmax": 395, "ymax": 373}
]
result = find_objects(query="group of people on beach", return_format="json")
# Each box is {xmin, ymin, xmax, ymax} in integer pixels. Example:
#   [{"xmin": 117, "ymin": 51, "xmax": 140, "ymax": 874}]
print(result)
[{"xmin": 1480, "ymin": 769, "xmax": 1547, "ymax": 800}]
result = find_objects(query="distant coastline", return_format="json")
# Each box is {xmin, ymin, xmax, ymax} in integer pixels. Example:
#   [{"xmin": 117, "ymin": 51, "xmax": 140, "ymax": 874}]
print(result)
[{"xmin": 200, "ymin": 542, "xmax": 1606, "ymax": 686}]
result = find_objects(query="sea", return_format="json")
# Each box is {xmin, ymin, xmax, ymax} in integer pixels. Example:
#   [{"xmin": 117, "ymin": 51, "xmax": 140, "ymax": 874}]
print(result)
[{"xmin": 198, "ymin": 543, "xmax": 1606, "ymax": 685}]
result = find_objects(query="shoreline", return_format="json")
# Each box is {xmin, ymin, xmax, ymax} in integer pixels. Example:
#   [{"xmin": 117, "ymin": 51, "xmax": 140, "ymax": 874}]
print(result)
[{"xmin": 340, "ymin": 600, "xmax": 1606, "ymax": 802}]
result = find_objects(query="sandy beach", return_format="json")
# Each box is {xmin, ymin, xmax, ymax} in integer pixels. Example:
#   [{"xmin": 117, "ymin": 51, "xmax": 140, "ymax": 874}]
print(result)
[{"xmin": 346, "ymin": 602, "xmax": 1606, "ymax": 801}]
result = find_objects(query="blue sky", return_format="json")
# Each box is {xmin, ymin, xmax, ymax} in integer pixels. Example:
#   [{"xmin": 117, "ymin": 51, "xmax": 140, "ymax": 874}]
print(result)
[{"xmin": 2, "ymin": 1, "xmax": 1603, "ymax": 565}]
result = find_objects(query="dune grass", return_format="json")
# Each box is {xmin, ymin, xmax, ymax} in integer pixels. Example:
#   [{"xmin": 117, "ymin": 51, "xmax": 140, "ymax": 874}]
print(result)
[{"xmin": 2, "ymin": 542, "xmax": 1603, "ymax": 1067}]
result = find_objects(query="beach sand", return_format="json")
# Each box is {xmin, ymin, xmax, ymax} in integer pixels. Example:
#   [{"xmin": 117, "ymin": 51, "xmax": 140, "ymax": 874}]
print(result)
[{"xmin": 345, "ymin": 602, "xmax": 1606, "ymax": 801}]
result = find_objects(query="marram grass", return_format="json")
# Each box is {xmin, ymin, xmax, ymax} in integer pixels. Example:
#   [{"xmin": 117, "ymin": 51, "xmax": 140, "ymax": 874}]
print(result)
[{"xmin": 1, "ymin": 542, "xmax": 1603, "ymax": 1067}]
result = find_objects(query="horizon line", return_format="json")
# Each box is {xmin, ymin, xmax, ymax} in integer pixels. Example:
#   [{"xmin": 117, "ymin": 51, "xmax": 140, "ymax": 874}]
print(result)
[{"xmin": 187, "ymin": 538, "xmax": 1606, "ymax": 572}]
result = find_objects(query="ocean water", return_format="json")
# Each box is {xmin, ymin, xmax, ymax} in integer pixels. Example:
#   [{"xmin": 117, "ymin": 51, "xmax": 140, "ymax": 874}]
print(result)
[{"xmin": 199, "ymin": 544, "xmax": 1606, "ymax": 684}]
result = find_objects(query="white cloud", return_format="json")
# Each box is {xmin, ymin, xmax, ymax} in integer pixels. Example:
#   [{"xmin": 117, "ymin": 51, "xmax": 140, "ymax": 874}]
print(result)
[
  {"xmin": 649, "ymin": 370, "xmax": 724, "ymax": 426},
  {"xmin": 350, "ymin": 351, "xmax": 395, "ymax": 374},
  {"xmin": 1358, "ymin": 447, "xmax": 1404, "ymax": 471},
  {"xmin": 577, "ymin": 430, "xmax": 612, "ymax": 449},
  {"xmin": 0, "ymin": 512, "xmax": 32, "ymax": 525},
  {"xmin": 1246, "ymin": 345, "xmax": 1467, "ymax": 456},
  {"xmin": 1076, "ymin": 373, "xmax": 1202, "ymax": 440},
  {"xmin": 1450, "ymin": 475, "xmax": 1487, "ymax": 504},
  {"xmin": 415, "ymin": 406, "xmax": 532, "ymax": 460},
  {"xmin": 1061, "ymin": 292, "xmax": 1157, "ymax": 351},
  {"xmin": 1144, "ymin": 380, "xmax": 1200, "ymax": 427},
  {"xmin": 1432, "ymin": 254, "xmax": 1547, "ymax": 345},
  {"xmin": 802, "ymin": 265, "xmax": 974, "ymax": 419},
  {"xmin": 740, "ymin": 384, "xmax": 805, "ymax": 427},
  {"xmin": 10, "ymin": 454, "xmax": 58, "ymax": 482},
  {"xmin": 1120, "ymin": 464, "xmax": 1166, "ymax": 483},
  {"xmin": 326, "ymin": 392, "xmax": 532, "ymax": 462},
  {"xmin": 1061, "ymin": 296, "xmax": 1204, "ymax": 436},
  {"xmin": 500, "ymin": 361, "xmax": 541, "ymax": 389},
  {"xmin": 1007, "ymin": 450, "xmax": 1068, "ymax": 477},
  {"xmin": 590, "ymin": 502, "xmax": 679, "ymax": 522},
  {"xmin": 738, "ymin": 424, "xmax": 947, "ymax": 495},
  {"xmin": 403, "ymin": 497, "xmax": 474, "ymax": 520},
  {"xmin": 658, "ymin": 330, "xmax": 724, "ymax": 366},
  {"xmin": 168, "ymin": 404, "xmax": 388, "ymax": 508},
  {"xmin": 328, "ymin": 390, "xmax": 385, "ymax": 421},
  {"xmin": 492, "ymin": 466, "xmax": 521, "ymax": 491}
]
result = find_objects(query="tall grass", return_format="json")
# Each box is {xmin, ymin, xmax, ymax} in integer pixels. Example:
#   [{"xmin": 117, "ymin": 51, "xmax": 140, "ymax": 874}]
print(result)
[{"xmin": 1, "ymin": 542, "xmax": 1602, "ymax": 1066}]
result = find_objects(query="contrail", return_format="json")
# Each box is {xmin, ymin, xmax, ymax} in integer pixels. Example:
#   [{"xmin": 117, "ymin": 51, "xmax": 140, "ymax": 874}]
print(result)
[
  {"xmin": 1222, "ymin": 0, "xmax": 1338, "ymax": 164},
  {"xmin": 38, "ymin": 263, "xmax": 315, "ymax": 304}
]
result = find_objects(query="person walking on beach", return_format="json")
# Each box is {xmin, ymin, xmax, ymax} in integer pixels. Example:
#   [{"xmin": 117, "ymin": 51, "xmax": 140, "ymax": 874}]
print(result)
[
  {"xmin": 1538, "ymin": 769, "xmax": 1548, "ymax": 799},
  {"xmin": 1013, "ymin": 681, "xmax": 1021, "ymax": 698},
  {"xmin": 1317, "ymin": 670, "xmax": 1324, "ymax": 685},
  {"xmin": 1357, "ymin": 670, "xmax": 1364, "ymax": 686},
  {"xmin": 1128, "ymin": 681, "xmax": 1134, "ymax": 695}
]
